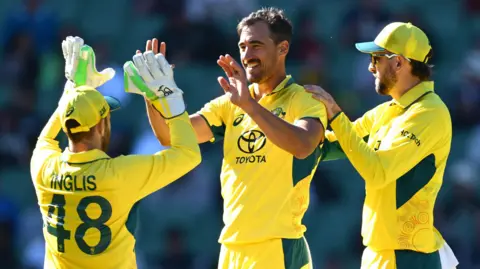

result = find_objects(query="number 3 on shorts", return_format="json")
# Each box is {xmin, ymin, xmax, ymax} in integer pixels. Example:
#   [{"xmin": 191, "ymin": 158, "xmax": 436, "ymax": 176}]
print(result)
[{"xmin": 46, "ymin": 194, "xmax": 112, "ymax": 255}]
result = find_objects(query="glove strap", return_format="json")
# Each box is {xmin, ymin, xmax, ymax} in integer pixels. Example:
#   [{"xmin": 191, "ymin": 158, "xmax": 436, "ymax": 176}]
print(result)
[{"xmin": 152, "ymin": 96, "xmax": 186, "ymax": 119}]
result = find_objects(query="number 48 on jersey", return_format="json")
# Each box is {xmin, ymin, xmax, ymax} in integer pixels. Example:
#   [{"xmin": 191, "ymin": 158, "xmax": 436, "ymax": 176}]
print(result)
[{"xmin": 46, "ymin": 194, "xmax": 112, "ymax": 255}]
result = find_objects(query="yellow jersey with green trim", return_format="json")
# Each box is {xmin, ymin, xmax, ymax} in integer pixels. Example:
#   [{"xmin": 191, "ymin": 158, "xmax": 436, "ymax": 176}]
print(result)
[
  {"xmin": 197, "ymin": 75, "xmax": 328, "ymax": 245},
  {"xmin": 324, "ymin": 81, "xmax": 451, "ymax": 254},
  {"xmin": 30, "ymin": 111, "xmax": 200, "ymax": 269}
]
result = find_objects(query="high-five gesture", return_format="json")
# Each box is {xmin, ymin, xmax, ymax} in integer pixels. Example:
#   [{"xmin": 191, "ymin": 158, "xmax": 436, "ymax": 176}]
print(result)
[
  {"xmin": 123, "ymin": 51, "xmax": 185, "ymax": 119},
  {"xmin": 217, "ymin": 54, "xmax": 254, "ymax": 110},
  {"xmin": 62, "ymin": 36, "xmax": 115, "ymax": 89},
  {"xmin": 144, "ymin": 38, "xmax": 167, "ymax": 56}
]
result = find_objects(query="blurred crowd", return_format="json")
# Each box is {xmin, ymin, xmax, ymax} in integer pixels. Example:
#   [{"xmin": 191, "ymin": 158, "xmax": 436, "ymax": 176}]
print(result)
[{"xmin": 0, "ymin": 0, "xmax": 479, "ymax": 268}]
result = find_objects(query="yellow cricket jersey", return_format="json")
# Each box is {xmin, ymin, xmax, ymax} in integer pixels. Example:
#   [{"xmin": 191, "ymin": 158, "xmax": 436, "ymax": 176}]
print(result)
[
  {"xmin": 197, "ymin": 75, "xmax": 328, "ymax": 245},
  {"xmin": 30, "ymin": 110, "xmax": 200, "ymax": 269},
  {"xmin": 323, "ymin": 81, "xmax": 451, "ymax": 255}
]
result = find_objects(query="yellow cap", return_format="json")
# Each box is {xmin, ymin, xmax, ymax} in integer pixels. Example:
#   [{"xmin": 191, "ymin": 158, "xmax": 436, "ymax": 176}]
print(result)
[
  {"xmin": 355, "ymin": 22, "xmax": 432, "ymax": 63},
  {"xmin": 58, "ymin": 86, "xmax": 121, "ymax": 134}
]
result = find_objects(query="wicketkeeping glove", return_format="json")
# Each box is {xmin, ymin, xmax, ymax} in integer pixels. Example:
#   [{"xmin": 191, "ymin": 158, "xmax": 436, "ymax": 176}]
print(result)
[
  {"xmin": 123, "ymin": 51, "xmax": 185, "ymax": 119},
  {"xmin": 62, "ymin": 36, "xmax": 115, "ymax": 89}
]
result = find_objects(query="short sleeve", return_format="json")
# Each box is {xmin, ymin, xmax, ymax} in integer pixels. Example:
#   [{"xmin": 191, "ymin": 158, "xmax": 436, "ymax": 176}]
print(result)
[
  {"xmin": 290, "ymin": 88, "xmax": 328, "ymax": 130},
  {"xmin": 196, "ymin": 95, "xmax": 230, "ymax": 143}
]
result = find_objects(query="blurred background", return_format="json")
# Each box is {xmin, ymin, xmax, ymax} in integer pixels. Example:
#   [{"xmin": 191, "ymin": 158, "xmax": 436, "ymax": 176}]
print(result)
[{"xmin": 0, "ymin": 0, "xmax": 479, "ymax": 268}]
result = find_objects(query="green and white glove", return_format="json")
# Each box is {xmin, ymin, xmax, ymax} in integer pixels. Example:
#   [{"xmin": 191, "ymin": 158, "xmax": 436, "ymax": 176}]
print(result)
[
  {"xmin": 123, "ymin": 51, "xmax": 185, "ymax": 119},
  {"xmin": 62, "ymin": 36, "xmax": 115, "ymax": 90}
]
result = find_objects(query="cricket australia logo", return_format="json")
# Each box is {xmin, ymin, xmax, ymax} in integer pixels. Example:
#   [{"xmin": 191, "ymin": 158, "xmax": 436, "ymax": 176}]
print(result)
[
  {"xmin": 66, "ymin": 106, "xmax": 74, "ymax": 117},
  {"xmin": 236, "ymin": 130, "xmax": 267, "ymax": 164},
  {"xmin": 99, "ymin": 106, "xmax": 107, "ymax": 117},
  {"xmin": 271, "ymin": 107, "xmax": 286, "ymax": 118},
  {"xmin": 158, "ymin": 85, "xmax": 174, "ymax": 97}
]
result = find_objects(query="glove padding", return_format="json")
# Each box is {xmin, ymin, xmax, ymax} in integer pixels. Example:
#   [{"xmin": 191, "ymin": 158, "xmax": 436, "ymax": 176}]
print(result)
[
  {"xmin": 62, "ymin": 36, "xmax": 115, "ymax": 89},
  {"xmin": 123, "ymin": 51, "xmax": 185, "ymax": 119}
]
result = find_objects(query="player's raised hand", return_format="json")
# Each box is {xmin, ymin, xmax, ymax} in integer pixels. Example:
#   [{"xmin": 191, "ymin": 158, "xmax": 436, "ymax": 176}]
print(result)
[
  {"xmin": 141, "ymin": 38, "xmax": 175, "ymax": 69},
  {"xmin": 62, "ymin": 36, "xmax": 115, "ymax": 89},
  {"xmin": 123, "ymin": 51, "xmax": 185, "ymax": 119},
  {"xmin": 145, "ymin": 38, "xmax": 167, "ymax": 55},
  {"xmin": 217, "ymin": 54, "xmax": 253, "ymax": 109},
  {"xmin": 136, "ymin": 39, "xmax": 166, "ymax": 54}
]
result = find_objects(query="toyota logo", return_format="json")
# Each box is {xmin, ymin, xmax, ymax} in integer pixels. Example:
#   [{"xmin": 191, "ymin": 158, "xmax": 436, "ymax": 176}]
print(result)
[{"xmin": 237, "ymin": 130, "xmax": 266, "ymax": 154}]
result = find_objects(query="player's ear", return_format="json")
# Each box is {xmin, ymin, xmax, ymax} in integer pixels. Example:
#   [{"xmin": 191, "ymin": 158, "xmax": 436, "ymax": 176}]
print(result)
[
  {"xmin": 105, "ymin": 114, "xmax": 111, "ymax": 132},
  {"xmin": 278, "ymin": 41, "xmax": 289, "ymax": 56},
  {"xmin": 96, "ymin": 118, "xmax": 106, "ymax": 136},
  {"xmin": 395, "ymin": 56, "xmax": 404, "ymax": 71}
]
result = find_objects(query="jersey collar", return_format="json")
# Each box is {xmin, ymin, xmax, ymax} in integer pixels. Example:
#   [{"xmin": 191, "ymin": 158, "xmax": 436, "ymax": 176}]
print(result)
[
  {"xmin": 392, "ymin": 81, "xmax": 434, "ymax": 109},
  {"xmin": 249, "ymin": 75, "xmax": 295, "ymax": 96},
  {"xmin": 60, "ymin": 148, "xmax": 111, "ymax": 164},
  {"xmin": 270, "ymin": 75, "xmax": 295, "ymax": 95}
]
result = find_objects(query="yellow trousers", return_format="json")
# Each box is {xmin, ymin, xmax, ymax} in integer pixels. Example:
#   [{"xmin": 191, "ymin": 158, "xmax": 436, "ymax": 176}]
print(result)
[{"xmin": 218, "ymin": 237, "xmax": 312, "ymax": 269}]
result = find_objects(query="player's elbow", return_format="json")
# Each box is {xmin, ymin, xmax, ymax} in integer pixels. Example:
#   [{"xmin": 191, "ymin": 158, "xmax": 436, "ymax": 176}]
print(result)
[
  {"xmin": 365, "ymin": 171, "xmax": 389, "ymax": 190},
  {"xmin": 184, "ymin": 144, "xmax": 202, "ymax": 169},
  {"xmin": 293, "ymin": 144, "xmax": 316, "ymax": 159},
  {"xmin": 191, "ymin": 145, "xmax": 202, "ymax": 166},
  {"xmin": 293, "ymin": 129, "xmax": 323, "ymax": 159},
  {"xmin": 157, "ymin": 136, "xmax": 171, "ymax": 147},
  {"xmin": 294, "ymin": 150, "xmax": 310, "ymax": 159}
]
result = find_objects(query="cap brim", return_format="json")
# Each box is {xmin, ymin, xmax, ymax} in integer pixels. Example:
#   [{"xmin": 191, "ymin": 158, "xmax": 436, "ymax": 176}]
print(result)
[
  {"xmin": 104, "ymin": 96, "xmax": 121, "ymax": 112},
  {"xmin": 355, "ymin": 42, "xmax": 386, "ymax": 54}
]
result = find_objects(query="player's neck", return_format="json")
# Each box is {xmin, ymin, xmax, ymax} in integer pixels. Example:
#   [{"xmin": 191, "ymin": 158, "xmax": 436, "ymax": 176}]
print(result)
[
  {"xmin": 391, "ymin": 76, "xmax": 422, "ymax": 101},
  {"xmin": 255, "ymin": 71, "xmax": 287, "ymax": 99},
  {"xmin": 68, "ymin": 141, "xmax": 100, "ymax": 153}
]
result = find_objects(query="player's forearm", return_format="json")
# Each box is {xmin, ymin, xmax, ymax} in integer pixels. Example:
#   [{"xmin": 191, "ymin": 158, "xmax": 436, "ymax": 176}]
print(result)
[
  {"xmin": 320, "ymin": 130, "xmax": 369, "ymax": 161},
  {"xmin": 242, "ymin": 101, "xmax": 317, "ymax": 159},
  {"xmin": 146, "ymin": 100, "xmax": 172, "ymax": 146},
  {"xmin": 128, "ymin": 112, "xmax": 201, "ymax": 199},
  {"xmin": 330, "ymin": 112, "xmax": 387, "ymax": 188},
  {"xmin": 164, "ymin": 112, "xmax": 201, "ymax": 172},
  {"xmin": 38, "ymin": 108, "xmax": 62, "ymax": 142},
  {"xmin": 31, "ymin": 109, "xmax": 62, "ymax": 182}
]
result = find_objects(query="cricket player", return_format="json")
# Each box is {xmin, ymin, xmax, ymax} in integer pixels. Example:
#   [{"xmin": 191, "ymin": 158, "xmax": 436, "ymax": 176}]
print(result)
[
  {"xmin": 305, "ymin": 22, "xmax": 459, "ymax": 269},
  {"xmin": 30, "ymin": 37, "xmax": 201, "ymax": 269},
  {"xmin": 138, "ymin": 7, "xmax": 327, "ymax": 269}
]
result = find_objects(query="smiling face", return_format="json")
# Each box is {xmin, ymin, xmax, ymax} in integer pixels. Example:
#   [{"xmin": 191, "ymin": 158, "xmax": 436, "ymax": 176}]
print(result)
[
  {"xmin": 238, "ymin": 22, "xmax": 282, "ymax": 84},
  {"xmin": 236, "ymin": 8, "xmax": 292, "ymax": 85}
]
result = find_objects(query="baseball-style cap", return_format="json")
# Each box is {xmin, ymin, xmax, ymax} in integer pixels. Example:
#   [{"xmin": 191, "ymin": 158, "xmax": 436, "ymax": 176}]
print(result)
[
  {"xmin": 59, "ymin": 85, "xmax": 121, "ymax": 134},
  {"xmin": 355, "ymin": 22, "xmax": 432, "ymax": 63}
]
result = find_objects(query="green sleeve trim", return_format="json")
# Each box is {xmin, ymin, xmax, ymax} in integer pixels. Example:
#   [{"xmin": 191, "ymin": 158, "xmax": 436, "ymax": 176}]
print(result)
[
  {"xmin": 320, "ymin": 135, "xmax": 369, "ymax": 162},
  {"xmin": 198, "ymin": 113, "xmax": 225, "ymax": 143},
  {"xmin": 328, "ymin": 111, "xmax": 343, "ymax": 126}
]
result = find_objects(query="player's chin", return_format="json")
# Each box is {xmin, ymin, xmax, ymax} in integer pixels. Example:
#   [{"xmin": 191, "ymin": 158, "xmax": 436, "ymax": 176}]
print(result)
[
  {"xmin": 375, "ymin": 83, "xmax": 390, "ymax": 96},
  {"xmin": 246, "ymin": 73, "xmax": 262, "ymax": 84}
]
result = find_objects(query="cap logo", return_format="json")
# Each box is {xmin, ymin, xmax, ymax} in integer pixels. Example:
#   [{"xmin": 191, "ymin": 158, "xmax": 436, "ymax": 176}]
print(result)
[
  {"xmin": 66, "ymin": 106, "xmax": 74, "ymax": 117},
  {"xmin": 99, "ymin": 106, "xmax": 107, "ymax": 117}
]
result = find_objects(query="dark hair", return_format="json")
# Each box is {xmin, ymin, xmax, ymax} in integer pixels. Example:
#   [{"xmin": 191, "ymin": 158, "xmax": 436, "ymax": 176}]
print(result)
[
  {"xmin": 410, "ymin": 49, "xmax": 434, "ymax": 81},
  {"xmin": 236, "ymin": 7, "xmax": 293, "ymax": 45},
  {"xmin": 410, "ymin": 60, "xmax": 432, "ymax": 81},
  {"xmin": 65, "ymin": 119, "xmax": 95, "ymax": 144}
]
